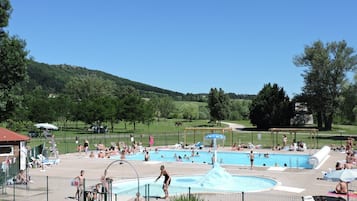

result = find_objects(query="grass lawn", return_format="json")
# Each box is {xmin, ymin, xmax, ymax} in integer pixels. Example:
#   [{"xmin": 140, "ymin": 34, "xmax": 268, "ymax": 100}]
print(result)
[{"xmin": 24, "ymin": 119, "xmax": 357, "ymax": 156}]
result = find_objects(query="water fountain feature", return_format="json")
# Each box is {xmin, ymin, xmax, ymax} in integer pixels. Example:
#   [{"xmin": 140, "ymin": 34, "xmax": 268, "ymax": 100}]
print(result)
[
  {"xmin": 112, "ymin": 133, "xmax": 278, "ymax": 197},
  {"xmin": 198, "ymin": 164, "xmax": 236, "ymax": 190},
  {"xmin": 199, "ymin": 133, "xmax": 235, "ymax": 189}
]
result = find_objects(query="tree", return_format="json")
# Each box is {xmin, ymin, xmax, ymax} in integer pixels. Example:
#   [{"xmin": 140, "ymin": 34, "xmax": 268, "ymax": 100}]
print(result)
[
  {"xmin": 0, "ymin": 0, "xmax": 11, "ymax": 29},
  {"xmin": 23, "ymin": 87, "xmax": 56, "ymax": 123},
  {"xmin": 64, "ymin": 75, "xmax": 117, "ymax": 125},
  {"xmin": 0, "ymin": 0, "xmax": 29, "ymax": 122},
  {"xmin": 51, "ymin": 94, "xmax": 74, "ymax": 128},
  {"xmin": 141, "ymin": 99, "xmax": 155, "ymax": 130},
  {"xmin": 249, "ymin": 83, "xmax": 294, "ymax": 129},
  {"xmin": 119, "ymin": 92, "xmax": 145, "ymax": 130},
  {"xmin": 207, "ymin": 88, "xmax": 231, "ymax": 123},
  {"xmin": 150, "ymin": 96, "xmax": 175, "ymax": 121},
  {"xmin": 64, "ymin": 75, "xmax": 116, "ymax": 101},
  {"xmin": 229, "ymin": 99, "xmax": 251, "ymax": 120},
  {"xmin": 294, "ymin": 40, "xmax": 357, "ymax": 130},
  {"xmin": 336, "ymin": 78, "xmax": 357, "ymax": 124},
  {"xmin": 181, "ymin": 103, "xmax": 199, "ymax": 121}
]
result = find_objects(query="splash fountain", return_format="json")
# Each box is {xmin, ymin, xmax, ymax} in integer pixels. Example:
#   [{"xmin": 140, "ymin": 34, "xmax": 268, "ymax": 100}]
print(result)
[{"xmin": 111, "ymin": 133, "xmax": 278, "ymax": 197}]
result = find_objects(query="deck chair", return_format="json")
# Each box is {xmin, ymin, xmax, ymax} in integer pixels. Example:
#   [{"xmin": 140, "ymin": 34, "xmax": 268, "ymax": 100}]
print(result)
[
  {"xmin": 37, "ymin": 154, "xmax": 60, "ymax": 166},
  {"xmin": 312, "ymin": 195, "xmax": 346, "ymax": 201},
  {"xmin": 194, "ymin": 142, "xmax": 203, "ymax": 149}
]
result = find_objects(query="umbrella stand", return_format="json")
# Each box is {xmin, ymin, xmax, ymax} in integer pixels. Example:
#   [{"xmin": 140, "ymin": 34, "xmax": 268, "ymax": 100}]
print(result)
[{"xmin": 347, "ymin": 182, "xmax": 350, "ymax": 201}]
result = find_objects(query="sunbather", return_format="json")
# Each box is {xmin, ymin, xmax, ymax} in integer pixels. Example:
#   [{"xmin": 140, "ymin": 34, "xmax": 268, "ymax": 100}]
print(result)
[
  {"xmin": 335, "ymin": 181, "xmax": 348, "ymax": 194},
  {"xmin": 15, "ymin": 169, "xmax": 29, "ymax": 184}
]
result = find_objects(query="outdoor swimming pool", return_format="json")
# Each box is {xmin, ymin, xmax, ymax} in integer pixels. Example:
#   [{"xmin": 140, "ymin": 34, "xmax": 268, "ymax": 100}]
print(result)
[
  {"xmin": 112, "ymin": 165, "xmax": 278, "ymax": 196},
  {"xmin": 114, "ymin": 149, "xmax": 313, "ymax": 169}
]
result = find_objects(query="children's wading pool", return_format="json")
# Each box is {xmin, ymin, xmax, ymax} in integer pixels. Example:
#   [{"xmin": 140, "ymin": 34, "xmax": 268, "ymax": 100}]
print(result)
[{"xmin": 112, "ymin": 165, "xmax": 278, "ymax": 196}]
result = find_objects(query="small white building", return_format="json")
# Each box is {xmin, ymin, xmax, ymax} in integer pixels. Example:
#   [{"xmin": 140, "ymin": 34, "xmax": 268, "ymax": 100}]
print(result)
[{"xmin": 291, "ymin": 102, "xmax": 314, "ymax": 125}]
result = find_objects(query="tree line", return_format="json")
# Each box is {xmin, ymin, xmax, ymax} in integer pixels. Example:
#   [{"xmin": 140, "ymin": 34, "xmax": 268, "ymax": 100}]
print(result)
[{"xmin": 1, "ymin": 0, "xmax": 357, "ymax": 131}]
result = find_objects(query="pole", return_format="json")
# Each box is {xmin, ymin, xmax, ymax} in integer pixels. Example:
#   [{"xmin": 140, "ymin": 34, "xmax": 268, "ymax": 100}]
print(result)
[
  {"xmin": 251, "ymin": 132, "xmax": 253, "ymax": 144},
  {"xmin": 104, "ymin": 160, "xmax": 140, "ymax": 200},
  {"xmin": 13, "ymin": 177, "xmax": 15, "ymax": 201},
  {"xmin": 46, "ymin": 176, "xmax": 49, "ymax": 201},
  {"xmin": 188, "ymin": 187, "xmax": 191, "ymax": 199}
]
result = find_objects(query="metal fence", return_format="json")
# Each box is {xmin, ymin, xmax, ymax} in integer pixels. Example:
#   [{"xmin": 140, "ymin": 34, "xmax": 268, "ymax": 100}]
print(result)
[
  {"xmin": 1, "ymin": 159, "xmax": 20, "ymax": 194},
  {"xmin": 0, "ymin": 174, "xmax": 317, "ymax": 201},
  {"xmin": 34, "ymin": 131, "xmax": 314, "ymax": 155}
]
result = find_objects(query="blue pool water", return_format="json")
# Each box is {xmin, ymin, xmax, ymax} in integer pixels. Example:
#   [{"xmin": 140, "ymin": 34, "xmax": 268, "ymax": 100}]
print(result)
[
  {"xmin": 113, "ymin": 149, "xmax": 313, "ymax": 169},
  {"xmin": 112, "ymin": 165, "xmax": 278, "ymax": 196}
]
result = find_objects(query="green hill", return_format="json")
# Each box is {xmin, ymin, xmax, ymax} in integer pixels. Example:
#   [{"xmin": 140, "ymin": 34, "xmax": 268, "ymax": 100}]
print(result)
[{"xmin": 26, "ymin": 60, "xmax": 184, "ymax": 98}]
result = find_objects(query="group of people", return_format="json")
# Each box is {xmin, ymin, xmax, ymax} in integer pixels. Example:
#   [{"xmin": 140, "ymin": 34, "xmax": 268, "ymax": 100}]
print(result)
[
  {"xmin": 77, "ymin": 138, "xmax": 146, "ymax": 160},
  {"xmin": 73, "ymin": 165, "xmax": 171, "ymax": 200},
  {"xmin": 73, "ymin": 170, "xmax": 111, "ymax": 201},
  {"xmin": 333, "ymin": 137, "xmax": 356, "ymax": 194},
  {"xmin": 271, "ymin": 135, "xmax": 306, "ymax": 152}
]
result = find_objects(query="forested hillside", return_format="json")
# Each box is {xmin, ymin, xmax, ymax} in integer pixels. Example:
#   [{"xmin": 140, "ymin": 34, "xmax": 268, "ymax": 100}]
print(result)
[{"xmin": 26, "ymin": 60, "xmax": 184, "ymax": 98}]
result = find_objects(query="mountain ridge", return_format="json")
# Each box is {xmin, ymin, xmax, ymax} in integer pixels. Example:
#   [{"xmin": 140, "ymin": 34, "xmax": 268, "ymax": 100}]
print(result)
[{"xmin": 27, "ymin": 60, "xmax": 185, "ymax": 98}]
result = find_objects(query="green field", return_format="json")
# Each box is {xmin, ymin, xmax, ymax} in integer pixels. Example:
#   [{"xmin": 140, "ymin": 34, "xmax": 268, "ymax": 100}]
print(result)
[{"xmin": 24, "ymin": 119, "xmax": 357, "ymax": 156}]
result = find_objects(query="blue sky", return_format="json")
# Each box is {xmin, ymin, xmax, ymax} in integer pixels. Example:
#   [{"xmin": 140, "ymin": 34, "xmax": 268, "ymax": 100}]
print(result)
[{"xmin": 7, "ymin": 1, "xmax": 357, "ymax": 97}]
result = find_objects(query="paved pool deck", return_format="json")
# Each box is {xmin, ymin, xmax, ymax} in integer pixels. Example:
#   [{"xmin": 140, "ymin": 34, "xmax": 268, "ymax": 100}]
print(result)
[{"xmin": 1, "ymin": 147, "xmax": 351, "ymax": 201}]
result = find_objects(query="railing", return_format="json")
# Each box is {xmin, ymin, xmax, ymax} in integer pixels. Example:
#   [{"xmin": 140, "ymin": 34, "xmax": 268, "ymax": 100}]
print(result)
[{"xmin": 0, "ymin": 174, "xmax": 312, "ymax": 201}]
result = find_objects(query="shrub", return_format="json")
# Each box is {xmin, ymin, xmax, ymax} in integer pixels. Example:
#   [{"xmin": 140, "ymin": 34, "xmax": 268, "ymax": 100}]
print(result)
[{"xmin": 170, "ymin": 194, "xmax": 204, "ymax": 201}]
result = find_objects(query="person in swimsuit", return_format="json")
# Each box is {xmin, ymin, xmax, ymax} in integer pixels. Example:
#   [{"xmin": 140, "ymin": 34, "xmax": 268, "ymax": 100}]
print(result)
[
  {"xmin": 74, "ymin": 170, "xmax": 85, "ymax": 200},
  {"xmin": 155, "ymin": 165, "xmax": 171, "ymax": 199},
  {"xmin": 249, "ymin": 150, "xmax": 254, "ymax": 170}
]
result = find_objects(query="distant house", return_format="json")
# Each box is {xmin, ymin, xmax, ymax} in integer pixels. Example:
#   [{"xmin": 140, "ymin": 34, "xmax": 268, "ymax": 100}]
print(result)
[
  {"xmin": 0, "ymin": 128, "xmax": 30, "ymax": 171},
  {"xmin": 291, "ymin": 102, "xmax": 314, "ymax": 126}
]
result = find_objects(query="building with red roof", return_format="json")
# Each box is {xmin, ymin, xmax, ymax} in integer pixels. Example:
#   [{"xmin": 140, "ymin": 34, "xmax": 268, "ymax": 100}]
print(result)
[{"xmin": 0, "ymin": 127, "xmax": 30, "ymax": 171}]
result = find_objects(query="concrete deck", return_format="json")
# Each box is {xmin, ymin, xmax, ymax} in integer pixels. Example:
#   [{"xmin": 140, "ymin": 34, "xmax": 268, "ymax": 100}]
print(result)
[{"xmin": 0, "ymin": 148, "xmax": 352, "ymax": 201}]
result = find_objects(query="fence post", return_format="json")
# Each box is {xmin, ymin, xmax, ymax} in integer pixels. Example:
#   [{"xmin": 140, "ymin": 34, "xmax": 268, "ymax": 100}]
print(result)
[
  {"xmin": 242, "ymin": 192, "xmax": 244, "ymax": 201},
  {"xmin": 144, "ymin": 184, "xmax": 148, "ymax": 201},
  {"xmin": 145, "ymin": 184, "xmax": 148, "ymax": 201},
  {"xmin": 46, "ymin": 176, "xmax": 49, "ymax": 201},
  {"xmin": 13, "ymin": 177, "xmax": 15, "ymax": 201},
  {"xmin": 104, "ymin": 188, "xmax": 107, "ymax": 201},
  {"xmin": 188, "ymin": 187, "xmax": 191, "ymax": 199},
  {"xmin": 107, "ymin": 179, "xmax": 112, "ymax": 201}
]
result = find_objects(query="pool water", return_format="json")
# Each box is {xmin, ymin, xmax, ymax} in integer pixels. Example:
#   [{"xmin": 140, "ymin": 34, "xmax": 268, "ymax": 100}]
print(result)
[
  {"xmin": 112, "ymin": 167, "xmax": 278, "ymax": 196},
  {"xmin": 114, "ymin": 149, "xmax": 313, "ymax": 169}
]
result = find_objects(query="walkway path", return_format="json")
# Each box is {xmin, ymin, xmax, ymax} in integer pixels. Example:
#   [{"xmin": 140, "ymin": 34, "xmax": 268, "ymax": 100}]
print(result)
[{"xmin": 221, "ymin": 121, "xmax": 245, "ymax": 131}]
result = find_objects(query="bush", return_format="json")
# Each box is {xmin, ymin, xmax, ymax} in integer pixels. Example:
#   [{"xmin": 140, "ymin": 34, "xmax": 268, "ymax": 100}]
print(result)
[{"xmin": 170, "ymin": 194, "xmax": 204, "ymax": 201}]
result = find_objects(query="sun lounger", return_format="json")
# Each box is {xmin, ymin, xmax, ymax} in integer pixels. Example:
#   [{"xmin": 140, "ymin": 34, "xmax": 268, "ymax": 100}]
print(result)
[
  {"xmin": 174, "ymin": 143, "xmax": 181, "ymax": 149},
  {"xmin": 302, "ymin": 196, "xmax": 315, "ymax": 201},
  {"xmin": 37, "ymin": 154, "xmax": 60, "ymax": 166},
  {"xmin": 303, "ymin": 195, "xmax": 347, "ymax": 201},
  {"xmin": 194, "ymin": 142, "xmax": 203, "ymax": 149}
]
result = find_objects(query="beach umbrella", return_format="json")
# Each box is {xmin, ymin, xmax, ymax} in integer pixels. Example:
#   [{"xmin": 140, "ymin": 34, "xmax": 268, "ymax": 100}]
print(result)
[
  {"xmin": 205, "ymin": 133, "xmax": 226, "ymax": 165},
  {"xmin": 205, "ymin": 133, "xmax": 226, "ymax": 140},
  {"xmin": 34, "ymin": 123, "xmax": 58, "ymax": 130},
  {"xmin": 324, "ymin": 169, "xmax": 357, "ymax": 201},
  {"xmin": 324, "ymin": 169, "xmax": 357, "ymax": 182},
  {"xmin": 205, "ymin": 133, "xmax": 226, "ymax": 148}
]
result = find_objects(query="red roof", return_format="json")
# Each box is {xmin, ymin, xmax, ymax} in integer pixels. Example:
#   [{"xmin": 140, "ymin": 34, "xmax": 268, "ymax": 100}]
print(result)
[{"xmin": 0, "ymin": 127, "xmax": 30, "ymax": 142}]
